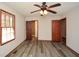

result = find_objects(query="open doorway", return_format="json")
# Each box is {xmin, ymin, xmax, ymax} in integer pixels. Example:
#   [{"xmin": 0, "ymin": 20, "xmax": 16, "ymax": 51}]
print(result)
[
  {"xmin": 52, "ymin": 18, "xmax": 66, "ymax": 44},
  {"xmin": 60, "ymin": 18, "xmax": 66, "ymax": 45},
  {"xmin": 26, "ymin": 20, "xmax": 38, "ymax": 41}
]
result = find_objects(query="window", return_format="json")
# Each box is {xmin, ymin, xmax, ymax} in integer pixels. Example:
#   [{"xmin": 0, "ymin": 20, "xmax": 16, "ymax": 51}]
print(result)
[{"xmin": 0, "ymin": 9, "xmax": 15, "ymax": 45}]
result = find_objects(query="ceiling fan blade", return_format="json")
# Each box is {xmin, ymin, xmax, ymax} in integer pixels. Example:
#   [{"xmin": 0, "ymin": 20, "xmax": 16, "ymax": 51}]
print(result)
[
  {"xmin": 47, "ymin": 10, "xmax": 57, "ymax": 14},
  {"xmin": 31, "ymin": 9, "xmax": 41, "ymax": 14},
  {"xmin": 34, "ymin": 4, "xmax": 41, "ymax": 8},
  {"xmin": 48, "ymin": 3, "xmax": 61, "ymax": 8}
]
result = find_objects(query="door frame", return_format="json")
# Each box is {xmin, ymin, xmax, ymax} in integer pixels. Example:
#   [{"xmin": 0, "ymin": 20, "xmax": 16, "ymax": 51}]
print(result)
[{"xmin": 26, "ymin": 20, "xmax": 38, "ymax": 40}]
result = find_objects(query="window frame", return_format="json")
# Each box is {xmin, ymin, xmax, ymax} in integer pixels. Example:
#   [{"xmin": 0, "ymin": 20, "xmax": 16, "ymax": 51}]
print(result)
[{"xmin": 0, "ymin": 9, "xmax": 16, "ymax": 45}]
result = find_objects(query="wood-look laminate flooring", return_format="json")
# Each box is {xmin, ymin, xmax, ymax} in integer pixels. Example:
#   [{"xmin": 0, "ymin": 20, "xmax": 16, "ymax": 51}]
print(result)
[{"xmin": 7, "ymin": 40, "xmax": 79, "ymax": 57}]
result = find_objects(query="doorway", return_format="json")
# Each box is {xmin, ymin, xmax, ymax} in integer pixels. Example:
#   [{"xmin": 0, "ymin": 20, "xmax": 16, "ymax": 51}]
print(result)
[
  {"xmin": 60, "ymin": 18, "xmax": 66, "ymax": 44},
  {"xmin": 52, "ymin": 18, "xmax": 66, "ymax": 44},
  {"xmin": 26, "ymin": 20, "xmax": 38, "ymax": 41}
]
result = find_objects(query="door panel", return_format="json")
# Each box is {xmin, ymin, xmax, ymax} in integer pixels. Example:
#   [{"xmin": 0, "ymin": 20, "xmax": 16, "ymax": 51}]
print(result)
[
  {"xmin": 26, "ymin": 21, "xmax": 35, "ymax": 40},
  {"xmin": 52, "ymin": 20, "xmax": 61, "ymax": 42},
  {"xmin": 26, "ymin": 21, "xmax": 32, "ymax": 40}
]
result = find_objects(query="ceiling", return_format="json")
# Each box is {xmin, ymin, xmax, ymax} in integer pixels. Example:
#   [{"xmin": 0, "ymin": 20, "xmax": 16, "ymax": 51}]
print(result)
[{"xmin": 3, "ymin": 2, "xmax": 79, "ymax": 17}]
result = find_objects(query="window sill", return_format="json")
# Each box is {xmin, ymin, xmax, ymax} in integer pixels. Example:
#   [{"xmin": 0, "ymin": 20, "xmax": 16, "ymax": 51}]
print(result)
[{"xmin": 1, "ymin": 39, "xmax": 15, "ymax": 46}]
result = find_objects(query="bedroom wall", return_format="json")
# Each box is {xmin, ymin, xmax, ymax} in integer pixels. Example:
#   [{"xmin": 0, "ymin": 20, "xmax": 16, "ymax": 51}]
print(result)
[
  {"xmin": 0, "ymin": 3, "xmax": 26, "ymax": 56},
  {"xmin": 66, "ymin": 6, "xmax": 79, "ymax": 54}
]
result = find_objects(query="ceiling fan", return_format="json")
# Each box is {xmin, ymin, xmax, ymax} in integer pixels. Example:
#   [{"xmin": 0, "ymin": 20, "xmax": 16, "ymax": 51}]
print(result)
[{"xmin": 31, "ymin": 2, "xmax": 61, "ymax": 16}]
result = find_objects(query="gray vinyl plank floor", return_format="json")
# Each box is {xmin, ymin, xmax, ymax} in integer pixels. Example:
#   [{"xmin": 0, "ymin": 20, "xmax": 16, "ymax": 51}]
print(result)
[
  {"xmin": 7, "ymin": 40, "xmax": 79, "ymax": 57},
  {"xmin": 53, "ymin": 42, "xmax": 77, "ymax": 57}
]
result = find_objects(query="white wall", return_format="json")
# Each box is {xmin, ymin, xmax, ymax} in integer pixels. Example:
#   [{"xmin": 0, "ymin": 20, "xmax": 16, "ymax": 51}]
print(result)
[
  {"xmin": 66, "ymin": 6, "xmax": 79, "ymax": 54},
  {"xmin": 0, "ymin": 3, "xmax": 26, "ymax": 57},
  {"xmin": 26, "ymin": 15, "xmax": 63, "ymax": 41}
]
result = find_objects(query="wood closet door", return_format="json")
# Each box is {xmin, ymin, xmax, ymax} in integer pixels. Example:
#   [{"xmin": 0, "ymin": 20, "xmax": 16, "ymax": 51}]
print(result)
[
  {"xmin": 26, "ymin": 21, "xmax": 35, "ymax": 40},
  {"xmin": 26, "ymin": 21, "xmax": 32, "ymax": 40},
  {"xmin": 52, "ymin": 20, "xmax": 61, "ymax": 42}
]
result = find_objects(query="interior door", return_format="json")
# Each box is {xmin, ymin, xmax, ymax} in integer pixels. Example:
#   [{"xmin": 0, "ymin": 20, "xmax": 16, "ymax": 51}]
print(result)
[
  {"xmin": 52, "ymin": 20, "xmax": 61, "ymax": 42},
  {"xmin": 26, "ymin": 21, "xmax": 32, "ymax": 40},
  {"xmin": 26, "ymin": 21, "xmax": 35, "ymax": 40}
]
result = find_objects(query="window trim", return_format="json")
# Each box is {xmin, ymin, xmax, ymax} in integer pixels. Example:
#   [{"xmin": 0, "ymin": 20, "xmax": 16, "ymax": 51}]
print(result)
[{"xmin": 0, "ymin": 9, "xmax": 16, "ymax": 46}]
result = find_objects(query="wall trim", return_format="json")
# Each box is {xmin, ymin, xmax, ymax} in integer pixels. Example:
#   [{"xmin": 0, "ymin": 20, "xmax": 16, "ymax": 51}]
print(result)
[{"xmin": 66, "ymin": 46, "xmax": 79, "ymax": 57}]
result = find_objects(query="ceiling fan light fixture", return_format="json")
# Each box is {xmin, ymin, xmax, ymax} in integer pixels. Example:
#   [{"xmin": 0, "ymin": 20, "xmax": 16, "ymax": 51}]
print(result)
[
  {"xmin": 40, "ymin": 10, "xmax": 48, "ymax": 15},
  {"xmin": 40, "ymin": 10, "xmax": 44, "ymax": 15},
  {"xmin": 44, "ymin": 10, "xmax": 48, "ymax": 15}
]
